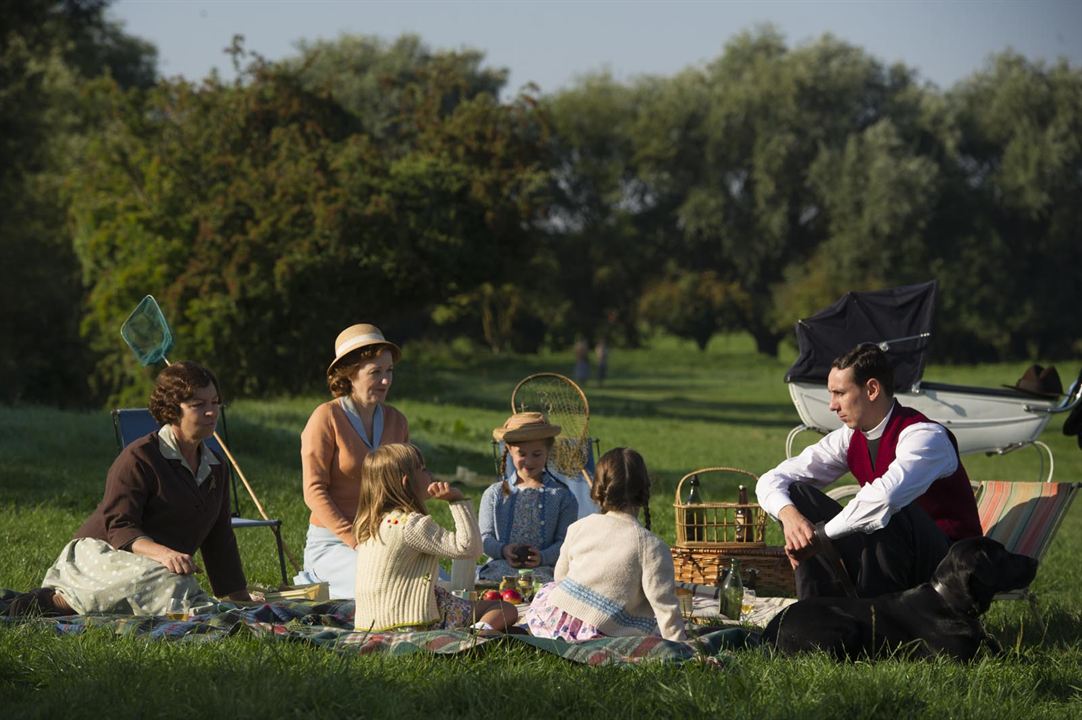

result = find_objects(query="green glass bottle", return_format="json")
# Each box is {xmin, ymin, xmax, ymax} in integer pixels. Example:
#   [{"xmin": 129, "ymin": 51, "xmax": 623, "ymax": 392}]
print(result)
[{"xmin": 719, "ymin": 558, "xmax": 744, "ymax": 620}]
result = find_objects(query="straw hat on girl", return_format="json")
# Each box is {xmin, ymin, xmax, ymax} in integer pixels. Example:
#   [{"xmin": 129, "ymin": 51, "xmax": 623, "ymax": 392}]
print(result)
[{"xmin": 493, "ymin": 412, "xmax": 561, "ymax": 443}]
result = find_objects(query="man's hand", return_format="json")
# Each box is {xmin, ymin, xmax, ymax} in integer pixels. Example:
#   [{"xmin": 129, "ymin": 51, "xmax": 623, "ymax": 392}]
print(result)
[{"xmin": 778, "ymin": 504, "xmax": 819, "ymax": 567}]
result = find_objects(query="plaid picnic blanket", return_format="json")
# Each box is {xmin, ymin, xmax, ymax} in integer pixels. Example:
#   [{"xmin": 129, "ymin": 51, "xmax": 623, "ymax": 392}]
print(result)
[{"xmin": 0, "ymin": 589, "xmax": 757, "ymax": 666}]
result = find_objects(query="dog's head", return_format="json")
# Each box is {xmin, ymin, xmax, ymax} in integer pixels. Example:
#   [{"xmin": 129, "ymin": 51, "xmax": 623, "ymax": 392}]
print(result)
[{"xmin": 931, "ymin": 536, "xmax": 1039, "ymax": 616}]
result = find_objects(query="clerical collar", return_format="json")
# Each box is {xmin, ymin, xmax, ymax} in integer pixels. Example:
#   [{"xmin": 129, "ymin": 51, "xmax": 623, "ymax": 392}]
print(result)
[{"xmin": 861, "ymin": 401, "xmax": 896, "ymax": 441}]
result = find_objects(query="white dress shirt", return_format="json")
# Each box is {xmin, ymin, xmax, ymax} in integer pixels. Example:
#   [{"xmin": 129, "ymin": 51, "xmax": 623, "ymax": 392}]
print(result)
[{"xmin": 756, "ymin": 403, "xmax": 959, "ymax": 539}]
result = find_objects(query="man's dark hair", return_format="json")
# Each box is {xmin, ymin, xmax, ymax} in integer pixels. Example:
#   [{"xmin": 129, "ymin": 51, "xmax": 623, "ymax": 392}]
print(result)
[{"xmin": 832, "ymin": 343, "xmax": 894, "ymax": 397}]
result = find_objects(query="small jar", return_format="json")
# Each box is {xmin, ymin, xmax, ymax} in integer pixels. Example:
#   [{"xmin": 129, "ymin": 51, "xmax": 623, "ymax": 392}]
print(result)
[
  {"xmin": 499, "ymin": 575, "xmax": 518, "ymax": 593},
  {"xmin": 517, "ymin": 569, "xmax": 534, "ymax": 599}
]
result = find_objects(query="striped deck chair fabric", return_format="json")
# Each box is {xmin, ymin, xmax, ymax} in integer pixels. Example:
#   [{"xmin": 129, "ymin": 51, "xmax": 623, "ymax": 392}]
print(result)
[{"xmin": 976, "ymin": 481, "xmax": 1080, "ymax": 561}]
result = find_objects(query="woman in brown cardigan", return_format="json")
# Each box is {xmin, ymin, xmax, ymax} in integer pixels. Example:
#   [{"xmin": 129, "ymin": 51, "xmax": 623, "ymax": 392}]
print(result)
[
  {"xmin": 8, "ymin": 362, "xmax": 250, "ymax": 616},
  {"xmin": 293, "ymin": 324, "xmax": 410, "ymax": 598}
]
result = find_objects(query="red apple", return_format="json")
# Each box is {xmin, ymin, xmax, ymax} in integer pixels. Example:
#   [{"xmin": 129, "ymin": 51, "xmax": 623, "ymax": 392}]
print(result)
[
  {"xmin": 481, "ymin": 589, "xmax": 502, "ymax": 601},
  {"xmin": 500, "ymin": 588, "xmax": 523, "ymax": 603}
]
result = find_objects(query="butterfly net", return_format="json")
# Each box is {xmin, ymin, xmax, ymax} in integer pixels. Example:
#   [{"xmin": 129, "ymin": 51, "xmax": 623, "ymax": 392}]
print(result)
[
  {"xmin": 510, "ymin": 373, "xmax": 591, "ymax": 477},
  {"xmin": 120, "ymin": 295, "xmax": 174, "ymax": 367}
]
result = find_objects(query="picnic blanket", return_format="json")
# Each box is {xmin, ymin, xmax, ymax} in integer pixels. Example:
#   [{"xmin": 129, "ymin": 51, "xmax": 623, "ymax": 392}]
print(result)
[{"xmin": 0, "ymin": 589, "xmax": 763, "ymax": 666}]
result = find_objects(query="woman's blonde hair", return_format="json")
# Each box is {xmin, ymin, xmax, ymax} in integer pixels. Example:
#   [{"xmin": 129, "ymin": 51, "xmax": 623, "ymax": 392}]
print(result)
[
  {"xmin": 591, "ymin": 447, "xmax": 652, "ymax": 529},
  {"xmin": 353, "ymin": 443, "xmax": 429, "ymax": 544}
]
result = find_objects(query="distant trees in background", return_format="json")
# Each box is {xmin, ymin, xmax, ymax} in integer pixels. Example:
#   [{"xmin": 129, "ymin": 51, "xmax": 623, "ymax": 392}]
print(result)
[{"xmin": 3, "ymin": 1, "xmax": 1080, "ymax": 405}]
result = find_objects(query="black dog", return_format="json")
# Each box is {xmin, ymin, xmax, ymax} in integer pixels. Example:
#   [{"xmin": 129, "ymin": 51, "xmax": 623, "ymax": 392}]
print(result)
[{"xmin": 762, "ymin": 536, "xmax": 1038, "ymax": 661}]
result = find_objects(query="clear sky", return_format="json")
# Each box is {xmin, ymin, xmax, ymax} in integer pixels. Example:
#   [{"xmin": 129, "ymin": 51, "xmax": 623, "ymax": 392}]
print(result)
[{"xmin": 113, "ymin": 0, "xmax": 1081, "ymax": 93}]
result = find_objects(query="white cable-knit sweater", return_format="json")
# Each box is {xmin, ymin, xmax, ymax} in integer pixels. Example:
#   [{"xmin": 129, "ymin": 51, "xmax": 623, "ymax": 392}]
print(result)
[
  {"xmin": 354, "ymin": 501, "xmax": 482, "ymax": 631},
  {"xmin": 548, "ymin": 511, "xmax": 686, "ymax": 641}
]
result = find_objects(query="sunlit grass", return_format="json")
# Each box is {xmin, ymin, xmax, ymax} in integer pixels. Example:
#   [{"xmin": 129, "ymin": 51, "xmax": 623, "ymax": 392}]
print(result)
[{"xmin": 2, "ymin": 334, "xmax": 1080, "ymax": 717}]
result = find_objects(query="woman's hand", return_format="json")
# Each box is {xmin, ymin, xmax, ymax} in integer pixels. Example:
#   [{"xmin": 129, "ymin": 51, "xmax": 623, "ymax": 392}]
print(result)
[
  {"xmin": 427, "ymin": 481, "xmax": 465, "ymax": 503},
  {"xmin": 132, "ymin": 538, "xmax": 201, "ymax": 575}
]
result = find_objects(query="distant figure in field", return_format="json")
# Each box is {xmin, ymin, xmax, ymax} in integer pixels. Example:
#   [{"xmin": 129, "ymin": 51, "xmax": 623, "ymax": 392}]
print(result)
[
  {"xmin": 8, "ymin": 361, "xmax": 250, "ymax": 617},
  {"xmin": 572, "ymin": 336, "xmax": 589, "ymax": 385},
  {"xmin": 594, "ymin": 338, "xmax": 609, "ymax": 386}
]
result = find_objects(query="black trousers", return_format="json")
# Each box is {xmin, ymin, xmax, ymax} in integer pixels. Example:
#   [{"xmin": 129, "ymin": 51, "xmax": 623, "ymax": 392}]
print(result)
[{"xmin": 786, "ymin": 482, "xmax": 950, "ymax": 599}]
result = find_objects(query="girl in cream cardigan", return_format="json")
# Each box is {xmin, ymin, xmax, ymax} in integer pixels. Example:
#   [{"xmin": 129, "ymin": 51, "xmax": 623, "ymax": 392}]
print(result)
[
  {"xmin": 353, "ymin": 443, "xmax": 517, "ymax": 632},
  {"xmin": 522, "ymin": 447, "xmax": 686, "ymax": 642}
]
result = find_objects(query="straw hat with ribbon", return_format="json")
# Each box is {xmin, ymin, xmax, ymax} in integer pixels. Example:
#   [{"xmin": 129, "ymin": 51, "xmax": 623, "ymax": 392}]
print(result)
[
  {"xmin": 492, "ymin": 411, "xmax": 562, "ymax": 443},
  {"xmin": 327, "ymin": 323, "xmax": 401, "ymax": 374}
]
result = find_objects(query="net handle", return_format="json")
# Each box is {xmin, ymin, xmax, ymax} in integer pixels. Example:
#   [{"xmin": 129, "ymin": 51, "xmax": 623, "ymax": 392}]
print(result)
[
  {"xmin": 510, "ymin": 372, "xmax": 590, "ymax": 421},
  {"xmin": 674, "ymin": 467, "xmax": 759, "ymax": 505}
]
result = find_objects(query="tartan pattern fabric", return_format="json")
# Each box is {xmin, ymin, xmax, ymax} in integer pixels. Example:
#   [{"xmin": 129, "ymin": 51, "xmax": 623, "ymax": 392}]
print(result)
[
  {"xmin": 1, "ymin": 591, "xmax": 753, "ymax": 665},
  {"xmin": 976, "ymin": 481, "xmax": 1080, "ymax": 559}
]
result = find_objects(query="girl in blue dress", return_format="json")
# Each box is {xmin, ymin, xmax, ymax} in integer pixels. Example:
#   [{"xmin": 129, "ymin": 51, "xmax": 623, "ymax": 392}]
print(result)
[{"xmin": 477, "ymin": 412, "xmax": 578, "ymax": 583}]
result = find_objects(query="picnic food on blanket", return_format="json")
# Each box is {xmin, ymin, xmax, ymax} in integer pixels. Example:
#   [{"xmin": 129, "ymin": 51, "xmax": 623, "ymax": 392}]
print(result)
[
  {"xmin": 500, "ymin": 588, "xmax": 523, "ymax": 603},
  {"xmin": 482, "ymin": 589, "xmax": 502, "ymax": 601}
]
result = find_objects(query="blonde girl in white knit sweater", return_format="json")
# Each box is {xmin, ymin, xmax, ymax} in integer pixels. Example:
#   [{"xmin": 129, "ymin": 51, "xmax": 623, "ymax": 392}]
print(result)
[
  {"xmin": 352, "ymin": 443, "xmax": 517, "ymax": 632},
  {"xmin": 522, "ymin": 447, "xmax": 686, "ymax": 642}
]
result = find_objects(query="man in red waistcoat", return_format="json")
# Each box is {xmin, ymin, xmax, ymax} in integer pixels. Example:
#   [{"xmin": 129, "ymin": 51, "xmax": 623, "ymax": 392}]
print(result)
[{"xmin": 756, "ymin": 344, "xmax": 982, "ymax": 599}]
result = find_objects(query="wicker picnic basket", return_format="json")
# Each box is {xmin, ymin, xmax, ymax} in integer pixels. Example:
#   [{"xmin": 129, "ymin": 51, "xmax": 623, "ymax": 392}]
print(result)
[{"xmin": 671, "ymin": 467, "xmax": 795, "ymax": 597}]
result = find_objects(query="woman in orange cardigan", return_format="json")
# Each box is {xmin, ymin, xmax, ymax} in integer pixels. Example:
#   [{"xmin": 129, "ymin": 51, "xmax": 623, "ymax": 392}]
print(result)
[{"xmin": 294, "ymin": 324, "xmax": 410, "ymax": 598}]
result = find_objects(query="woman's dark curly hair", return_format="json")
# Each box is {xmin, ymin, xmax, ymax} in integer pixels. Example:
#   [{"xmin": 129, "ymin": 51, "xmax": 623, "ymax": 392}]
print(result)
[
  {"xmin": 149, "ymin": 361, "xmax": 221, "ymax": 425},
  {"xmin": 327, "ymin": 346, "xmax": 391, "ymax": 397},
  {"xmin": 591, "ymin": 447, "xmax": 653, "ymax": 530}
]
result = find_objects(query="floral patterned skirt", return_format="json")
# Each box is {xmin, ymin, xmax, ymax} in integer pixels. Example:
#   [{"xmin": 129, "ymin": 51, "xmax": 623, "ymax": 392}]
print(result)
[{"xmin": 521, "ymin": 581, "xmax": 602, "ymax": 642}]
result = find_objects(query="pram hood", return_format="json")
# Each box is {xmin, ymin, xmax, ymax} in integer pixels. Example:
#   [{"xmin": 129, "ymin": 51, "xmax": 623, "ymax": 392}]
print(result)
[{"xmin": 785, "ymin": 280, "xmax": 937, "ymax": 393}]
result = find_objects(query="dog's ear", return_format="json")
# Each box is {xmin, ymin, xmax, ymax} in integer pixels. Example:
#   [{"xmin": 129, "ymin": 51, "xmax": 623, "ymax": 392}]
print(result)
[{"xmin": 967, "ymin": 541, "xmax": 1007, "ymax": 614}]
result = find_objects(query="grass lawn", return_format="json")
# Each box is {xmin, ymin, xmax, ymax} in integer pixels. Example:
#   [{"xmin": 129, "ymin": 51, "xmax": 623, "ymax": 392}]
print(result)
[{"xmin": 2, "ymin": 335, "xmax": 1080, "ymax": 719}]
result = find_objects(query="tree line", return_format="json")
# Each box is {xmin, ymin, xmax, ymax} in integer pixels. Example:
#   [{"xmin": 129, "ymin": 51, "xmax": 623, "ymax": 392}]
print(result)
[{"xmin": 4, "ymin": 1, "xmax": 1080, "ymax": 406}]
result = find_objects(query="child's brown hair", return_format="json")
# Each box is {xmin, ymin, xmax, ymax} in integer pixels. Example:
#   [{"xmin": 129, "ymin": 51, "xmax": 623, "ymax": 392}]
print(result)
[
  {"xmin": 353, "ymin": 443, "xmax": 429, "ymax": 544},
  {"xmin": 590, "ymin": 447, "xmax": 652, "ymax": 529}
]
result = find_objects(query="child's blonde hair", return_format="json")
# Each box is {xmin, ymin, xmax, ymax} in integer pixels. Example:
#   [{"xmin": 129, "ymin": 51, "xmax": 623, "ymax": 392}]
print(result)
[
  {"xmin": 353, "ymin": 443, "xmax": 429, "ymax": 544},
  {"xmin": 591, "ymin": 447, "xmax": 652, "ymax": 529}
]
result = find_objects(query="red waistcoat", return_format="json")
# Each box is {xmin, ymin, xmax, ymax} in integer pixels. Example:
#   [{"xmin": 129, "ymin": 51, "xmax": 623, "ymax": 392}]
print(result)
[{"xmin": 847, "ymin": 404, "xmax": 982, "ymax": 541}]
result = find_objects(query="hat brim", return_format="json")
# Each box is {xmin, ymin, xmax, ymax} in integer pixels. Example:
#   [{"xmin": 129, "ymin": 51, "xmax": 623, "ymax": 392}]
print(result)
[
  {"xmin": 494, "ymin": 425, "xmax": 562, "ymax": 443},
  {"xmin": 1000, "ymin": 384, "xmax": 1061, "ymax": 399},
  {"xmin": 327, "ymin": 342, "xmax": 401, "ymax": 375}
]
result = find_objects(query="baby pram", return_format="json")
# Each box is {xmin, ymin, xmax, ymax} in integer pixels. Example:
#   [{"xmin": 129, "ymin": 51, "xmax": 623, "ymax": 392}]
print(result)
[{"xmin": 784, "ymin": 281, "xmax": 1081, "ymax": 481}]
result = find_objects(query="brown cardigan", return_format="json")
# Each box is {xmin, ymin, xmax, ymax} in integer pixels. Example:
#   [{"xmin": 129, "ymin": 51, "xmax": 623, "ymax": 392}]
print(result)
[
  {"xmin": 73, "ymin": 432, "xmax": 247, "ymax": 597},
  {"xmin": 300, "ymin": 400, "xmax": 410, "ymax": 545}
]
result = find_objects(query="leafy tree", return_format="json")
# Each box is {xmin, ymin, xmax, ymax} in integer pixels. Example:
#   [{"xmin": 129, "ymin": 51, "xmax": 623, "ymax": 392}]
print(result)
[
  {"xmin": 0, "ymin": 0, "xmax": 156, "ymax": 405},
  {"xmin": 70, "ymin": 41, "xmax": 549, "ymax": 401},
  {"xmin": 639, "ymin": 270, "xmax": 749, "ymax": 350},
  {"xmin": 934, "ymin": 53, "xmax": 1082, "ymax": 359}
]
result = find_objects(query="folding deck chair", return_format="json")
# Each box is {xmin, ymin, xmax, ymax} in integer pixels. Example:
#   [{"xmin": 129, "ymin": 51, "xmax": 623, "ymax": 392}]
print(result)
[
  {"xmin": 828, "ymin": 478, "xmax": 1079, "ymax": 624},
  {"xmin": 112, "ymin": 407, "xmax": 289, "ymax": 585},
  {"xmin": 974, "ymin": 480, "xmax": 1080, "ymax": 599}
]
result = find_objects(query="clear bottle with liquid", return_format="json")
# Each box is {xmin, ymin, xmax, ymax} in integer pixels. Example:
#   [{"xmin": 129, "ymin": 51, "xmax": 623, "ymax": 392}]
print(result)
[
  {"xmin": 719, "ymin": 558, "xmax": 744, "ymax": 621},
  {"xmin": 685, "ymin": 474, "xmax": 704, "ymax": 542}
]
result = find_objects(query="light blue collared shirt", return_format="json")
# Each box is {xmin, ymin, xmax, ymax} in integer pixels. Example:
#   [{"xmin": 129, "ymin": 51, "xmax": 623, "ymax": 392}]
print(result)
[{"xmin": 339, "ymin": 396, "xmax": 383, "ymax": 450}]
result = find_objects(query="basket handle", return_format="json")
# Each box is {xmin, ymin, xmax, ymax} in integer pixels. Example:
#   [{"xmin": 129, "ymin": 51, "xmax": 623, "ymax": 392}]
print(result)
[{"xmin": 673, "ymin": 467, "xmax": 760, "ymax": 505}]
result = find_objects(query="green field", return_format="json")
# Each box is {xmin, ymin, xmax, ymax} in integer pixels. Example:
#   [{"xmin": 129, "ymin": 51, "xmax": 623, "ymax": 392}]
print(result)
[{"xmin": 2, "ymin": 335, "xmax": 1080, "ymax": 718}]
